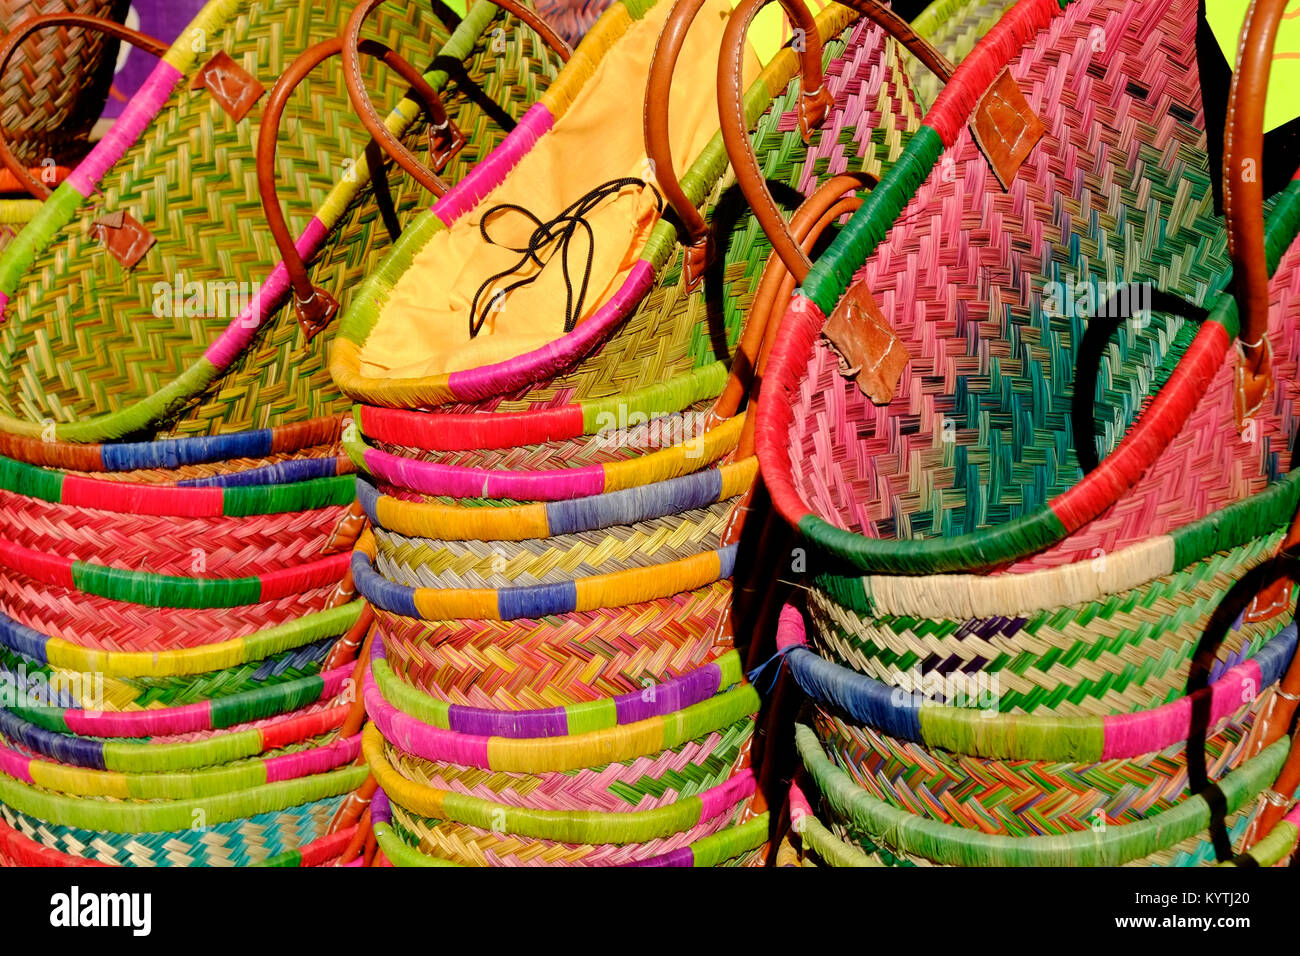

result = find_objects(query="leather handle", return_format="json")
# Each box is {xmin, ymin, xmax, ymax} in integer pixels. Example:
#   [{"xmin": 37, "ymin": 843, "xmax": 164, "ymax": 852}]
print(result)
[
  {"xmin": 258, "ymin": 37, "xmax": 456, "ymax": 340},
  {"xmin": 0, "ymin": 14, "xmax": 169, "ymax": 200},
  {"xmin": 340, "ymin": 0, "xmax": 572, "ymax": 195},
  {"xmin": 730, "ymin": 174, "xmax": 869, "ymax": 455},
  {"xmin": 718, "ymin": 0, "xmax": 953, "ymax": 282},
  {"xmin": 646, "ymin": 0, "xmax": 831, "ymax": 286},
  {"xmin": 1223, "ymin": 0, "xmax": 1287, "ymax": 428}
]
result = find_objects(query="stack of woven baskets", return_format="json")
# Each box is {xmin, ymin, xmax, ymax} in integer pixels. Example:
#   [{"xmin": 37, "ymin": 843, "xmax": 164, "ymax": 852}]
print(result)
[
  {"xmin": 334, "ymin": 0, "xmax": 1025, "ymax": 866},
  {"xmin": 0, "ymin": 0, "xmax": 570, "ymax": 866},
  {"xmin": 755, "ymin": 0, "xmax": 1300, "ymax": 867}
]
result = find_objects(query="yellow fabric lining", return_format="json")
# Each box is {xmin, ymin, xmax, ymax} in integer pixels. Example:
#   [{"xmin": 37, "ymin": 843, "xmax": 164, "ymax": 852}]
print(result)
[{"xmin": 359, "ymin": 0, "xmax": 760, "ymax": 379}]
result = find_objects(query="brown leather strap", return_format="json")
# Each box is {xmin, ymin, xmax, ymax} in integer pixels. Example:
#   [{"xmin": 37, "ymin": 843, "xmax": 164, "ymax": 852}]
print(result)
[
  {"xmin": 646, "ymin": 0, "xmax": 831, "ymax": 291},
  {"xmin": 710, "ymin": 172, "xmax": 870, "ymax": 433},
  {"xmin": 1224, "ymin": 0, "xmax": 1287, "ymax": 429},
  {"xmin": 258, "ymin": 37, "xmax": 457, "ymax": 339},
  {"xmin": 0, "ymin": 14, "xmax": 169, "ymax": 200},
  {"xmin": 340, "ymin": 0, "xmax": 572, "ymax": 195},
  {"xmin": 718, "ymin": 0, "xmax": 953, "ymax": 281}
]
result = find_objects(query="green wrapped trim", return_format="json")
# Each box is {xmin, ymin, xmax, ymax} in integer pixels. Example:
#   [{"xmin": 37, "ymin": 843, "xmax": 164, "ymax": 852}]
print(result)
[
  {"xmin": 0, "ymin": 763, "xmax": 367, "ymax": 834},
  {"xmin": 367, "ymin": 725, "xmax": 750, "ymax": 845},
  {"xmin": 800, "ymin": 126, "xmax": 944, "ymax": 314},
  {"xmin": 795, "ymin": 722, "xmax": 1288, "ymax": 866},
  {"xmin": 370, "ymin": 647, "xmax": 743, "ymax": 735}
]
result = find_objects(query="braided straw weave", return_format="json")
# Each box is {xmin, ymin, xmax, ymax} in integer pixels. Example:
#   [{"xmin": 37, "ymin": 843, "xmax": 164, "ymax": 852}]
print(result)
[
  {"xmin": 807, "ymin": 525, "xmax": 1289, "ymax": 716},
  {"xmin": 380, "ymin": 717, "xmax": 752, "ymax": 812},
  {"xmin": 0, "ymin": 795, "xmax": 352, "ymax": 867},
  {"xmin": 0, "ymin": 0, "xmax": 128, "ymax": 167},
  {"xmin": 0, "ymin": 0, "xmax": 563, "ymax": 441},
  {"xmin": 797, "ymin": 721, "xmax": 1292, "ymax": 866},
  {"xmin": 377, "ymin": 582, "xmax": 732, "ymax": 708}
]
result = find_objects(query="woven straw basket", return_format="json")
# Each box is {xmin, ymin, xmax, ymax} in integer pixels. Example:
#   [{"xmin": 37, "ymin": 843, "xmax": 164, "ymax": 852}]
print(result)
[
  {"xmin": 0, "ymin": 0, "xmax": 568, "ymax": 443},
  {"xmin": 0, "ymin": 0, "xmax": 128, "ymax": 168}
]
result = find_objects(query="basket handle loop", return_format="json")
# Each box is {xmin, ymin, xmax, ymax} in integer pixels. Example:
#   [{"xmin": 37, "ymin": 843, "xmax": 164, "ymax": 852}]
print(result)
[
  {"xmin": 258, "ymin": 37, "xmax": 458, "ymax": 341},
  {"xmin": 645, "ymin": 0, "xmax": 831, "ymax": 291},
  {"xmin": 1223, "ymin": 0, "xmax": 1288, "ymax": 430},
  {"xmin": 713, "ymin": 172, "xmax": 870, "ymax": 436},
  {"xmin": 340, "ymin": 0, "xmax": 572, "ymax": 196},
  {"xmin": 718, "ymin": 0, "xmax": 953, "ymax": 282},
  {"xmin": 0, "ymin": 14, "xmax": 170, "ymax": 200}
]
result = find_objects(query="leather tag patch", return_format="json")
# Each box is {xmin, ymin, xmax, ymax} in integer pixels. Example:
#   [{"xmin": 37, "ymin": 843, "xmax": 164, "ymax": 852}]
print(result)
[
  {"xmin": 323, "ymin": 499, "xmax": 368, "ymax": 555},
  {"xmin": 428, "ymin": 120, "xmax": 468, "ymax": 173},
  {"xmin": 970, "ymin": 68, "xmax": 1045, "ymax": 191},
  {"xmin": 822, "ymin": 281, "xmax": 909, "ymax": 404},
  {"xmin": 191, "ymin": 51, "xmax": 265, "ymax": 122},
  {"xmin": 92, "ymin": 211, "xmax": 155, "ymax": 269}
]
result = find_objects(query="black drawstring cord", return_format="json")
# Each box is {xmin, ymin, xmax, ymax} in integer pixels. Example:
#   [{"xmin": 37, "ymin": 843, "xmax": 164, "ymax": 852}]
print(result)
[{"xmin": 467, "ymin": 177, "xmax": 663, "ymax": 339}]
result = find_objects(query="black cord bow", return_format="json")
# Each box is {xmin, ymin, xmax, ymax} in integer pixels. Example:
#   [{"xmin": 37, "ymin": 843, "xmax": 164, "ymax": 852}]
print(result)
[{"xmin": 467, "ymin": 176, "xmax": 663, "ymax": 339}]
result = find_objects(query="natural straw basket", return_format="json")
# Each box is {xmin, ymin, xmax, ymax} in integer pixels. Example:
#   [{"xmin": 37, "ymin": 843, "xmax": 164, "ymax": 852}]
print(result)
[
  {"xmin": 0, "ymin": 0, "xmax": 567, "ymax": 441},
  {"xmin": 0, "ymin": 0, "xmax": 128, "ymax": 168},
  {"xmin": 329, "ymin": 0, "xmax": 948, "ymax": 416}
]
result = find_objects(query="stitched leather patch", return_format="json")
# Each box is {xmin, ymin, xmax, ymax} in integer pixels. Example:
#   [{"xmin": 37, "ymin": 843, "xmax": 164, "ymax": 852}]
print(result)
[
  {"xmin": 92, "ymin": 211, "xmax": 155, "ymax": 269},
  {"xmin": 970, "ymin": 68, "xmax": 1045, "ymax": 191},
  {"xmin": 429, "ymin": 120, "xmax": 468, "ymax": 173},
  {"xmin": 323, "ymin": 500, "xmax": 368, "ymax": 555},
  {"xmin": 822, "ymin": 281, "xmax": 909, "ymax": 404},
  {"xmin": 192, "ymin": 51, "xmax": 265, "ymax": 122}
]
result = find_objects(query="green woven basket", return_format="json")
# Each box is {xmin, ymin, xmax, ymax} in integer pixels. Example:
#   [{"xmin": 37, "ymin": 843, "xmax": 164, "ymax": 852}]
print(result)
[{"xmin": 0, "ymin": 0, "xmax": 565, "ymax": 441}]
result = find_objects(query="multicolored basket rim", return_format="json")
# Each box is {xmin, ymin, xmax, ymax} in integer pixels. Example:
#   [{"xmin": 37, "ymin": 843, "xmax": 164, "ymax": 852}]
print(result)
[
  {"xmin": 328, "ymin": 0, "xmax": 858, "ymax": 409},
  {"xmin": 0, "ymin": 794, "xmax": 351, "ymax": 866},
  {"xmin": 0, "ymin": 733, "xmax": 360, "ymax": 801},
  {"xmin": 0, "ymin": 415, "xmax": 345, "ymax": 473},
  {"xmin": 0, "ymin": 599, "xmax": 361, "ymax": 679},
  {"xmin": 0, "ymin": 536, "xmax": 349, "ymax": 609},
  {"xmin": 754, "ymin": 0, "xmax": 1300, "ymax": 576},
  {"xmin": 0, "ymin": 1, "xmax": 503, "ymax": 443},
  {"xmin": 366, "ymin": 722, "xmax": 753, "ymax": 844},
  {"xmin": 812, "ymin": 467, "xmax": 1300, "ymax": 620},
  {"xmin": 371, "ymin": 785, "xmax": 771, "ymax": 866},
  {"xmin": 345, "ymin": 411, "xmax": 742, "ymax": 502},
  {"xmin": 350, "ymin": 363, "xmax": 726, "ymax": 450},
  {"xmin": 365, "ymin": 659, "xmax": 760, "ymax": 773},
  {"xmin": 370, "ymin": 631, "xmax": 743, "ymax": 738},
  {"xmin": 3, "ymin": 662, "xmax": 352, "ymax": 754},
  {"xmin": 777, "ymin": 601, "xmax": 1298, "ymax": 762},
  {"xmin": 357, "ymin": 457, "xmax": 756, "ymax": 541},
  {"xmin": 353, "ymin": 528, "xmax": 735, "ymax": 622},
  {"xmin": 0, "ymin": 453, "xmax": 356, "ymax": 518},
  {"xmin": 0, "ymin": 758, "xmax": 367, "ymax": 834},
  {"xmin": 794, "ymin": 720, "xmax": 1292, "ymax": 867}
]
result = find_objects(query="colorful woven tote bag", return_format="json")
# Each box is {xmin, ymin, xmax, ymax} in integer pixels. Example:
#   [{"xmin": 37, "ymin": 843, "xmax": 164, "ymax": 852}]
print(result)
[
  {"xmin": 751, "ymin": 0, "xmax": 1300, "ymax": 865},
  {"xmin": 0, "ymin": 0, "xmax": 569, "ymax": 443}
]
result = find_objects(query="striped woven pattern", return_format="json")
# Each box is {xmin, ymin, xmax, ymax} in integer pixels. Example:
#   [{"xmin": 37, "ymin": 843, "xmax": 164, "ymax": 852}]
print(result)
[
  {"xmin": 813, "ymin": 693, "xmax": 1269, "ymax": 837},
  {"xmin": 380, "ymin": 717, "xmax": 752, "ymax": 812},
  {"xmin": 0, "ymin": 489, "xmax": 350, "ymax": 574},
  {"xmin": 386, "ymin": 795, "xmax": 750, "ymax": 866},
  {"xmin": 806, "ymin": 532, "xmax": 1286, "ymax": 716},
  {"xmin": 0, "ymin": 796, "xmax": 347, "ymax": 867},
  {"xmin": 377, "ymin": 581, "xmax": 731, "ymax": 708},
  {"xmin": 374, "ymin": 498, "xmax": 736, "ymax": 588},
  {"xmin": 367, "ymin": 406, "xmax": 718, "ymax": 471}
]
